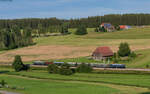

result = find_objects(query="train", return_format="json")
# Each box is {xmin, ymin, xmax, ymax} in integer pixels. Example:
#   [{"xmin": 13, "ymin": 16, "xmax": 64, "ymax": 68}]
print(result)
[{"xmin": 32, "ymin": 61, "xmax": 126, "ymax": 69}]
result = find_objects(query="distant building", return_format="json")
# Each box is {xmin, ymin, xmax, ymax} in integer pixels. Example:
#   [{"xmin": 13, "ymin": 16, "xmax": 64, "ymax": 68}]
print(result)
[
  {"xmin": 100, "ymin": 23, "xmax": 115, "ymax": 32},
  {"xmin": 119, "ymin": 25, "xmax": 131, "ymax": 30},
  {"xmin": 92, "ymin": 46, "xmax": 114, "ymax": 60}
]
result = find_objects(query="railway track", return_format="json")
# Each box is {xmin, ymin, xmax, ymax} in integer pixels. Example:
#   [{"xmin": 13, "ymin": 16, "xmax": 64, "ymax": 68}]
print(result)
[{"xmin": 1, "ymin": 63, "xmax": 150, "ymax": 72}]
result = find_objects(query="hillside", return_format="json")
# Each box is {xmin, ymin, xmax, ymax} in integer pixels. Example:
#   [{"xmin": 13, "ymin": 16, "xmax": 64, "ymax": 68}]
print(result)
[{"xmin": 0, "ymin": 27, "xmax": 150, "ymax": 64}]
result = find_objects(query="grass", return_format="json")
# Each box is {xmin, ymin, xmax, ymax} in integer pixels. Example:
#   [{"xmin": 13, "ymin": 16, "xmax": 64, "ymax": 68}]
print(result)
[
  {"xmin": 54, "ymin": 48, "xmax": 150, "ymax": 68},
  {"xmin": 1, "ymin": 27, "xmax": 150, "ymax": 62},
  {"xmin": 7, "ymin": 70, "xmax": 150, "ymax": 88},
  {"xmin": 0, "ymin": 68, "xmax": 150, "ymax": 94},
  {"xmin": 34, "ymin": 27, "xmax": 150, "ymax": 46},
  {"xmin": 0, "ymin": 75, "xmax": 119, "ymax": 94},
  {"xmin": 85, "ymin": 27, "xmax": 150, "ymax": 39},
  {"xmin": 1, "ymin": 24, "xmax": 150, "ymax": 94},
  {"xmin": 126, "ymin": 49, "xmax": 150, "ymax": 68},
  {"xmin": 0, "ymin": 65, "xmax": 150, "ymax": 94},
  {"xmin": 55, "ymin": 56, "xmax": 103, "ymax": 63}
]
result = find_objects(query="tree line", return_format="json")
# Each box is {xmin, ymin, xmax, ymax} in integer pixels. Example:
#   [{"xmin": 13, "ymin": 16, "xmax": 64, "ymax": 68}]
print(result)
[
  {"xmin": 0, "ymin": 14, "xmax": 150, "ymax": 29},
  {"xmin": 0, "ymin": 26, "xmax": 33, "ymax": 50}
]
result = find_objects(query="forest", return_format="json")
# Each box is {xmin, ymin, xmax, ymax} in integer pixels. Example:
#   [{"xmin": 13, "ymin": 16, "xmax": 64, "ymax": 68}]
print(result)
[
  {"xmin": 1, "ymin": 13, "xmax": 150, "ymax": 50},
  {"xmin": 0, "ymin": 14, "xmax": 150, "ymax": 29},
  {"xmin": 0, "ymin": 26, "xmax": 33, "ymax": 50}
]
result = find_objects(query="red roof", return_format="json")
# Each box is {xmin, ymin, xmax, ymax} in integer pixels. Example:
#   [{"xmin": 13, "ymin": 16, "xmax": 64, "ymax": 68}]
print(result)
[
  {"xmin": 92, "ymin": 46, "xmax": 114, "ymax": 57},
  {"xmin": 119, "ymin": 25, "xmax": 126, "ymax": 29}
]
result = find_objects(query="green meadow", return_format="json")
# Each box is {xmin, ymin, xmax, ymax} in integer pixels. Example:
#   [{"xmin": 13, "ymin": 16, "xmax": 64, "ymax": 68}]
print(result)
[
  {"xmin": 1, "ymin": 27, "xmax": 150, "ymax": 94},
  {"xmin": 34, "ymin": 27, "xmax": 150, "ymax": 46},
  {"xmin": 0, "ymin": 75, "xmax": 119, "ymax": 94},
  {"xmin": 0, "ymin": 67, "xmax": 150, "ymax": 94}
]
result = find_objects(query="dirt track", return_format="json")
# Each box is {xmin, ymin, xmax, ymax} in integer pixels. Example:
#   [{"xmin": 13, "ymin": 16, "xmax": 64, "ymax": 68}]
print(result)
[
  {"xmin": 0, "ymin": 45, "xmax": 150, "ymax": 63},
  {"xmin": 0, "ymin": 91, "xmax": 20, "ymax": 94}
]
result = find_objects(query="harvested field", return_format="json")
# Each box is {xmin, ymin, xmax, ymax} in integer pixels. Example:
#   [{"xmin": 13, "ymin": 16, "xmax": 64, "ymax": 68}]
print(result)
[
  {"xmin": 1, "ymin": 27, "xmax": 150, "ymax": 63},
  {"xmin": 0, "ymin": 45, "xmax": 150, "ymax": 63},
  {"xmin": 0, "ymin": 45, "xmax": 95, "ymax": 62}
]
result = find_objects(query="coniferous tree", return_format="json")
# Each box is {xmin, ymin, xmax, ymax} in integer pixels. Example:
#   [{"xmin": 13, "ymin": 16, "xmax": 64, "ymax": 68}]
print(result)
[
  {"xmin": 118, "ymin": 43, "xmax": 131, "ymax": 57},
  {"xmin": 12, "ymin": 55, "xmax": 24, "ymax": 72},
  {"xmin": 75, "ymin": 25, "xmax": 87, "ymax": 35},
  {"xmin": 0, "ymin": 26, "xmax": 33, "ymax": 50}
]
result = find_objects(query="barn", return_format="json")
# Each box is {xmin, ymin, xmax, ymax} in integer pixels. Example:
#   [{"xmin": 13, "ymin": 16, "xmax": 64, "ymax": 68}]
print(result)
[
  {"xmin": 119, "ymin": 25, "xmax": 131, "ymax": 30},
  {"xmin": 100, "ymin": 23, "xmax": 115, "ymax": 32},
  {"xmin": 92, "ymin": 46, "xmax": 114, "ymax": 60}
]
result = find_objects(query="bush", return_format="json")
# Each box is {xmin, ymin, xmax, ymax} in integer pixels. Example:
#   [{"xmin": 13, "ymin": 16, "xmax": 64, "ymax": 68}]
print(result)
[
  {"xmin": 99, "ymin": 26, "xmax": 107, "ymax": 32},
  {"xmin": 12, "ymin": 55, "xmax": 30, "ymax": 72},
  {"xmin": 0, "ymin": 80, "xmax": 7, "ymax": 87},
  {"xmin": 113, "ymin": 58, "xmax": 118, "ymax": 63},
  {"xmin": 146, "ymin": 64, "xmax": 149, "ymax": 68},
  {"xmin": 47, "ymin": 64, "xmax": 59, "ymax": 74},
  {"xmin": 59, "ymin": 68, "xmax": 73, "ymax": 75},
  {"xmin": 71, "ymin": 68, "xmax": 76, "ymax": 73},
  {"xmin": 59, "ymin": 63, "xmax": 73, "ymax": 75},
  {"xmin": 76, "ymin": 63, "xmax": 93, "ymax": 73},
  {"xmin": 118, "ymin": 43, "xmax": 131, "ymax": 57},
  {"xmin": 130, "ymin": 52, "xmax": 137, "ymax": 58},
  {"xmin": 115, "ymin": 25, "xmax": 120, "ymax": 31},
  {"xmin": 22, "ymin": 64, "xmax": 30, "ymax": 71},
  {"xmin": 75, "ymin": 25, "xmax": 87, "ymax": 35},
  {"xmin": 94, "ymin": 28, "xmax": 99, "ymax": 32},
  {"xmin": 12, "ymin": 55, "xmax": 24, "ymax": 72},
  {"xmin": 60, "ymin": 25, "xmax": 69, "ymax": 35},
  {"xmin": 112, "ymin": 53, "xmax": 119, "ymax": 63}
]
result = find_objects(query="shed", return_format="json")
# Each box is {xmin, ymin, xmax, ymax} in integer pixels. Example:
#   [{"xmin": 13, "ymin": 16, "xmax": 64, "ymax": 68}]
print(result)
[
  {"xmin": 119, "ymin": 25, "xmax": 131, "ymax": 30},
  {"xmin": 100, "ymin": 23, "xmax": 115, "ymax": 32},
  {"xmin": 92, "ymin": 46, "xmax": 114, "ymax": 60}
]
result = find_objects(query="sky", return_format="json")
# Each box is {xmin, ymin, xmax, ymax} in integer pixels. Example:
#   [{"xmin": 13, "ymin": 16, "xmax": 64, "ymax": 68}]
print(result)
[{"xmin": 0, "ymin": 0, "xmax": 150, "ymax": 19}]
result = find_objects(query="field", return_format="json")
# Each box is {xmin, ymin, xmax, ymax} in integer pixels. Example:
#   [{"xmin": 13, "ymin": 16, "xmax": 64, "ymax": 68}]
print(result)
[
  {"xmin": 0, "ymin": 67, "xmax": 150, "ymax": 94},
  {"xmin": 54, "ymin": 48, "xmax": 150, "ymax": 68},
  {"xmin": 1, "ymin": 27, "xmax": 150, "ymax": 68},
  {"xmin": 0, "ymin": 75, "xmax": 119, "ymax": 94},
  {"xmin": 1, "ymin": 26, "xmax": 150, "ymax": 94}
]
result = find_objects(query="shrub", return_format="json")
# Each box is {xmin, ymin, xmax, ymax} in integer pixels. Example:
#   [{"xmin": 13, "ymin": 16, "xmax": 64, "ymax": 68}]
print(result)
[
  {"xmin": 112, "ymin": 53, "xmax": 119, "ymax": 63},
  {"xmin": 99, "ymin": 26, "xmax": 107, "ymax": 32},
  {"xmin": 75, "ymin": 62, "xmax": 78, "ymax": 67},
  {"xmin": 59, "ymin": 63, "xmax": 73, "ymax": 75},
  {"xmin": 75, "ymin": 25, "xmax": 87, "ymax": 35},
  {"xmin": 12, "ymin": 55, "xmax": 30, "ymax": 72},
  {"xmin": 47, "ymin": 64, "xmax": 59, "ymax": 74},
  {"xmin": 60, "ymin": 25, "xmax": 69, "ymax": 35},
  {"xmin": 11, "ymin": 86, "xmax": 17, "ymax": 89},
  {"xmin": 94, "ymin": 28, "xmax": 99, "ymax": 32},
  {"xmin": 118, "ymin": 43, "xmax": 131, "ymax": 57},
  {"xmin": 12, "ymin": 55, "xmax": 24, "ymax": 72},
  {"xmin": 71, "ymin": 68, "xmax": 76, "ymax": 73},
  {"xmin": 0, "ymin": 80, "xmax": 7, "ymax": 87},
  {"xmin": 76, "ymin": 63, "xmax": 93, "ymax": 73},
  {"xmin": 113, "ymin": 58, "xmax": 118, "ymax": 63},
  {"xmin": 146, "ymin": 65, "xmax": 149, "ymax": 68},
  {"xmin": 115, "ymin": 25, "xmax": 120, "ymax": 31},
  {"xmin": 130, "ymin": 52, "xmax": 137, "ymax": 58},
  {"xmin": 22, "ymin": 64, "xmax": 30, "ymax": 71},
  {"xmin": 59, "ymin": 68, "xmax": 73, "ymax": 75}
]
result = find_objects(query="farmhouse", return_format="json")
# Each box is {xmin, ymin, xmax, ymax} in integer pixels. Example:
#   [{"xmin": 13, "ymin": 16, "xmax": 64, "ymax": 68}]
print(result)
[
  {"xmin": 119, "ymin": 25, "xmax": 131, "ymax": 30},
  {"xmin": 100, "ymin": 23, "xmax": 115, "ymax": 32},
  {"xmin": 92, "ymin": 46, "xmax": 114, "ymax": 60}
]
